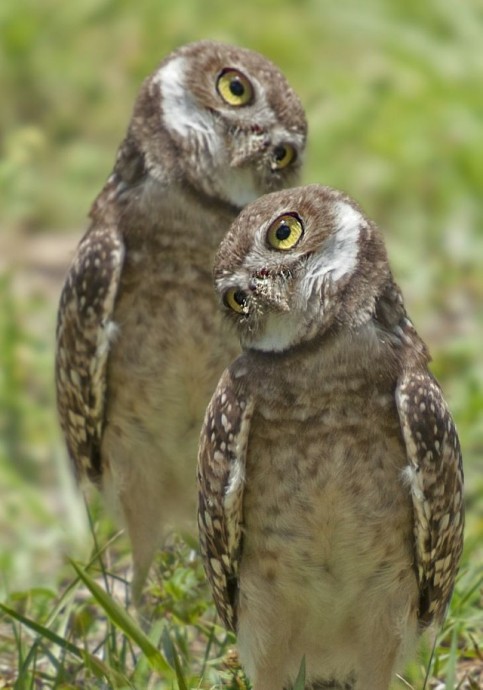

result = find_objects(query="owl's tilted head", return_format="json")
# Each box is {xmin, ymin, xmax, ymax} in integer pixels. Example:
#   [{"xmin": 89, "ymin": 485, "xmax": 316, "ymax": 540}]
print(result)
[
  {"xmin": 121, "ymin": 40, "xmax": 307, "ymax": 208},
  {"xmin": 214, "ymin": 184, "xmax": 391, "ymax": 352}
]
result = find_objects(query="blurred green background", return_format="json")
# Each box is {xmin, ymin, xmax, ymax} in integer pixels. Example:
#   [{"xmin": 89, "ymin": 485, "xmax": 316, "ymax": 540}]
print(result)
[{"xmin": 0, "ymin": 0, "xmax": 482, "ymax": 683}]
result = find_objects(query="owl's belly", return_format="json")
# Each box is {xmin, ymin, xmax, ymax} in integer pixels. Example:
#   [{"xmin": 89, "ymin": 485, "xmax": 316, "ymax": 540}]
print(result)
[
  {"xmin": 237, "ymin": 414, "xmax": 418, "ymax": 685},
  {"xmin": 240, "ymin": 409, "xmax": 416, "ymax": 623},
  {"xmin": 101, "ymin": 273, "xmax": 238, "ymax": 521}
]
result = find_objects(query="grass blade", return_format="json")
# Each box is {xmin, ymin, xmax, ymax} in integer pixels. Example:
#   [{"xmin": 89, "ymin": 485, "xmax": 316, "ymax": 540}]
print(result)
[
  {"xmin": 161, "ymin": 627, "xmax": 189, "ymax": 690},
  {"xmin": 293, "ymin": 655, "xmax": 306, "ymax": 690},
  {"xmin": 0, "ymin": 603, "xmax": 130, "ymax": 686},
  {"xmin": 445, "ymin": 624, "xmax": 460, "ymax": 690},
  {"xmin": 69, "ymin": 559, "xmax": 173, "ymax": 676}
]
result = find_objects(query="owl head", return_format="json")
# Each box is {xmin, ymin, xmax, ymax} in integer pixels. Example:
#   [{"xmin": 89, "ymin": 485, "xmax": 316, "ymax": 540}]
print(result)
[
  {"xmin": 126, "ymin": 40, "xmax": 307, "ymax": 208},
  {"xmin": 214, "ymin": 184, "xmax": 390, "ymax": 352}
]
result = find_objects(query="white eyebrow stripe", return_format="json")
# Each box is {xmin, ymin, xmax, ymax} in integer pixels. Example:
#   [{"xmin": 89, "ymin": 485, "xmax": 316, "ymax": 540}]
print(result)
[
  {"xmin": 153, "ymin": 56, "xmax": 217, "ymax": 140},
  {"xmin": 301, "ymin": 200, "xmax": 362, "ymax": 299}
]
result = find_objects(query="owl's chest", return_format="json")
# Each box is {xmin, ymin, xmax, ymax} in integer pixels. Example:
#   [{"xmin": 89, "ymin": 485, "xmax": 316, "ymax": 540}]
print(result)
[
  {"xmin": 109, "ymin": 184, "xmax": 236, "ymax": 344},
  {"xmin": 106, "ymin": 239, "xmax": 238, "ymax": 441},
  {"xmin": 110, "ymin": 260, "xmax": 219, "ymax": 374},
  {"xmin": 245, "ymin": 385, "xmax": 405, "ymax": 498},
  {"xmin": 242, "ymin": 375, "xmax": 413, "ymax": 595}
]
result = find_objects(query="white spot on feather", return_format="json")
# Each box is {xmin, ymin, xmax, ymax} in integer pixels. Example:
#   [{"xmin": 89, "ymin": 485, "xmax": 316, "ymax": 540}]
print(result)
[
  {"xmin": 402, "ymin": 465, "xmax": 424, "ymax": 501},
  {"xmin": 70, "ymin": 369, "xmax": 81, "ymax": 387},
  {"xmin": 97, "ymin": 320, "xmax": 120, "ymax": 357},
  {"xmin": 224, "ymin": 458, "xmax": 245, "ymax": 511},
  {"xmin": 439, "ymin": 513, "xmax": 450, "ymax": 532},
  {"xmin": 210, "ymin": 558, "xmax": 223, "ymax": 576}
]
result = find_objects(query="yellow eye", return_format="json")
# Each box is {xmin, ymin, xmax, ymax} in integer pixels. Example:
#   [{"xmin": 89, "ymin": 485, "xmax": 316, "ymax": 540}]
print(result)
[
  {"xmin": 271, "ymin": 144, "xmax": 296, "ymax": 170},
  {"xmin": 216, "ymin": 68, "xmax": 254, "ymax": 106},
  {"xmin": 223, "ymin": 288, "xmax": 249, "ymax": 314},
  {"xmin": 266, "ymin": 213, "xmax": 304, "ymax": 251}
]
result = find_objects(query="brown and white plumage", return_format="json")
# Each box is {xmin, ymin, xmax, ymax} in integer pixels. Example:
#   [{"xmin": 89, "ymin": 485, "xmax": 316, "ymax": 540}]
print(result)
[
  {"xmin": 197, "ymin": 184, "xmax": 464, "ymax": 690},
  {"xmin": 55, "ymin": 40, "xmax": 307, "ymax": 601}
]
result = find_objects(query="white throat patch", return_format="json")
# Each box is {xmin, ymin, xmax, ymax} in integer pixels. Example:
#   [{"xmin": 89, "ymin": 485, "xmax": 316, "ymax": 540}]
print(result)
[
  {"xmin": 219, "ymin": 169, "xmax": 260, "ymax": 207},
  {"xmin": 247, "ymin": 311, "xmax": 300, "ymax": 353}
]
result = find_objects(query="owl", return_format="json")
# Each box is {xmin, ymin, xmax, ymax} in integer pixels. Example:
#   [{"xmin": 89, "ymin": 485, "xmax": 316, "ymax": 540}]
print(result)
[
  {"xmin": 198, "ymin": 184, "xmax": 464, "ymax": 690},
  {"xmin": 55, "ymin": 40, "xmax": 307, "ymax": 601}
]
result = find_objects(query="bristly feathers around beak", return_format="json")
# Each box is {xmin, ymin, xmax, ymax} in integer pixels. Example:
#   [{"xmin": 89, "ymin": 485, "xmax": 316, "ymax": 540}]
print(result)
[{"xmin": 248, "ymin": 266, "xmax": 294, "ymax": 313}]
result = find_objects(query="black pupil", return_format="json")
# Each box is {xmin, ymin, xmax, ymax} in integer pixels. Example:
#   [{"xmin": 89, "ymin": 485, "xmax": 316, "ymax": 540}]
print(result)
[
  {"xmin": 274, "ymin": 145, "xmax": 287, "ymax": 161},
  {"xmin": 230, "ymin": 78, "xmax": 245, "ymax": 97},
  {"xmin": 276, "ymin": 223, "xmax": 291, "ymax": 241},
  {"xmin": 233, "ymin": 290, "xmax": 246, "ymax": 306}
]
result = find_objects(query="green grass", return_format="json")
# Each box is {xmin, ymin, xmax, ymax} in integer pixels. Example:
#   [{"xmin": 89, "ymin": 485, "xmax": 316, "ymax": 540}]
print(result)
[
  {"xmin": 1, "ymin": 0, "xmax": 482, "ymax": 687},
  {"xmin": 1, "ymin": 525, "xmax": 246, "ymax": 689}
]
